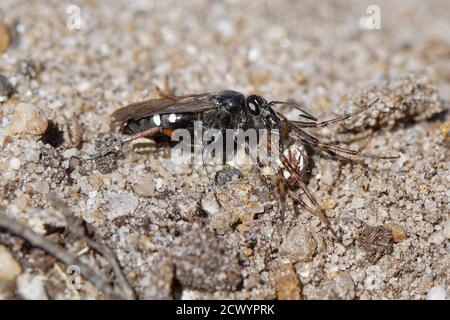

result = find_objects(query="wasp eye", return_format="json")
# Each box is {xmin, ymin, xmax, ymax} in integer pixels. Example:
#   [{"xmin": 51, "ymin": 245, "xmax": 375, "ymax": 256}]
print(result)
[{"xmin": 246, "ymin": 96, "xmax": 262, "ymax": 116}]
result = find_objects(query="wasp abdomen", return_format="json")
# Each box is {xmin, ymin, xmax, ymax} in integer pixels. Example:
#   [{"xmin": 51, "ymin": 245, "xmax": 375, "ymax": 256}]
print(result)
[{"xmin": 123, "ymin": 113, "xmax": 197, "ymax": 134}]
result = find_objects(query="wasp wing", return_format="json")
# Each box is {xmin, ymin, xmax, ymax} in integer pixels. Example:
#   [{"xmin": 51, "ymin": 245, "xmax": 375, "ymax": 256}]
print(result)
[{"xmin": 110, "ymin": 92, "xmax": 226, "ymax": 129}]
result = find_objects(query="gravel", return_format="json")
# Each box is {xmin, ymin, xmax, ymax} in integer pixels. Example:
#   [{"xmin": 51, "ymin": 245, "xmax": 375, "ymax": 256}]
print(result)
[{"xmin": 0, "ymin": 0, "xmax": 449, "ymax": 300}]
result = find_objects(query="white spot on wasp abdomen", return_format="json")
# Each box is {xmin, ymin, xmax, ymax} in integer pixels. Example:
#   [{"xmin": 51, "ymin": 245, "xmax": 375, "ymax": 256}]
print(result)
[
  {"xmin": 152, "ymin": 114, "xmax": 161, "ymax": 126},
  {"xmin": 168, "ymin": 113, "xmax": 177, "ymax": 123}
]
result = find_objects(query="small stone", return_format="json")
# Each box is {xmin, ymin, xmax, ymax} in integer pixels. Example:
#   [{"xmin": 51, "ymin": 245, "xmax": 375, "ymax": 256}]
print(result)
[
  {"xmin": 331, "ymin": 272, "xmax": 355, "ymax": 299},
  {"xmin": 105, "ymin": 192, "xmax": 139, "ymax": 220},
  {"xmin": 350, "ymin": 197, "xmax": 365, "ymax": 209},
  {"xmin": 0, "ymin": 245, "xmax": 22, "ymax": 291},
  {"xmin": 134, "ymin": 173, "xmax": 156, "ymax": 197},
  {"xmin": 428, "ymin": 231, "xmax": 445, "ymax": 245},
  {"xmin": 88, "ymin": 175, "xmax": 103, "ymax": 189},
  {"xmin": 62, "ymin": 148, "xmax": 79, "ymax": 159},
  {"xmin": 215, "ymin": 167, "xmax": 242, "ymax": 185},
  {"xmin": 201, "ymin": 194, "xmax": 220, "ymax": 216},
  {"xmin": 14, "ymin": 194, "xmax": 30, "ymax": 212},
  {"xmin": 77, "ymin": 81, "xmax": 91, "ymax": 92},
  {"xmin": 426, "ymin": 285, "xmax": 447, "ymax": 300},
  {"xmin": 24, "ymin": 149, "xmax": 41, "ymax": 163},
  {"xmin": 241, "ymin": 246, "xmax": 253, "ymax": 256},
  {"xmin": 418, "ymin": 184, "xmax": 429, "ymax": 194},
  {"xmin": 444, "ymin": 218, "xmax": 450, "ymax": 240},
  {"xmin": 0, "ymin": 22, "xmax": 10, "ymax": 53},
  {"xmin": 32, "ymin": 181, "xmax": 50, "ymax": 195},
  {"xmin": 273, "ymin": 263, "xmax": 302, "ymax": 300},
  {"xmin": 383, "ymin": 223, "xmax": 407, "ymax": 242},
  {"xmin": 280, "ymin": 225, "xmax": 317, "ymax": 262},
  {"xmin": 16, "ymin": 273, "xmax": 48, "ymax": 300},
  {"xmin": 9, "ymin": 157, "xmax": 21, "ymax": 170},
  {"xmin": 136, "ymin": 234, "xmax": 156, "ymax": 252},
  {"xmin": 6, "ymin": 103, "xmax": 48, "ymax": 139}
]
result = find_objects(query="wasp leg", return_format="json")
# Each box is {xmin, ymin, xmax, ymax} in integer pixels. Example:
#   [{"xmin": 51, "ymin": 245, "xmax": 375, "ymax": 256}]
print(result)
[
  {"xmin": 293, "ymin": 98, "xmax": 379, "ymax": 128},
  {"xmin": 155, "ymin": 75, "xmax": 175, "ymax": 98},
  {"xmin": 89, "ymin": 127, "xmax": 173, "ymax": 160}
]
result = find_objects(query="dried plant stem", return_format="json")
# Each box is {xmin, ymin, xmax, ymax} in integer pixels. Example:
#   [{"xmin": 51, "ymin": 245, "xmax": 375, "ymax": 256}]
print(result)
[{"xmin": 0, "ymin": 211, "xmax": 126, "ymax": 299}]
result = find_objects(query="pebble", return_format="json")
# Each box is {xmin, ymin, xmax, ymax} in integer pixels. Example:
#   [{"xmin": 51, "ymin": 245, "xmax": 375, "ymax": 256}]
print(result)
[
  {"xmin": 201, "ymin": 194, "xmax": 221, "ymax": 216},
  {"xmin": 428, "ymin": 231, "xmax": 445, "ymax": 245},
  {"xmin": 134, "ymin": 173, "xmax": 156, "ymax": 197},
  {"xmin": 24, "ymin": 149, "xmax": 41, "ymax": 163},
  {"xmin": 105, "ymin": 192, "xmax": 139, "ymax": 220},
  {"xmin": 9, "ymin": 157, "xmax": 21, "ymax": 170},
  {"xmin": 15, "ymin": 194, "xmax": 30, "ymax": 212},
  {"xmin": 384, "ymin": 223, "xmax": 407, "ymax": 242},
  {"xmin": 444, "ymin": 218, "xmax": 450, "ymax": 240},
  {"xmin": 332, "ymin": 272, "xmax": 356, "ymax": 299},
  {"xmin": 31, "ymin": 181, "xmax": 50, "ymax": 195},
  {"xmin": 0, "ymin": 245, "xmax": 22, "ymax": 291},
  {"xmin": 77, "ymin": 81, "xmax": 91, "ymax": 92},
  {"xmin": 6, "ymin": 103, "xmax": 48, "ymax": 138},
  {"xmin": 350, "ymin": 197, "xmax": 365, "ymax": 209},
  {"xmin": 273, "ymin": 263, "xmax": 302, "ymax": 300},
  {"xmin": 426, "ymin": 285, "xmax": 447, "ymax": 300},
  {"xmin": 280, "ymin": 225, "xmax": 317, "ymax": 262},
  {"xmin": 215, "ymin": 167, "xmax": 242, "ymax": 185},
  {"xmin": 16, "ymin": 273, "xmax": 48, "ymax": 300}
]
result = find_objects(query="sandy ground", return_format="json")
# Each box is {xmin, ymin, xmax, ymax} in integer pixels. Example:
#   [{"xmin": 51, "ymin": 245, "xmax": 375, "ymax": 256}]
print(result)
[{"xmin": 0, "ymin": 0, "xmax": 449, "ymax": 300}]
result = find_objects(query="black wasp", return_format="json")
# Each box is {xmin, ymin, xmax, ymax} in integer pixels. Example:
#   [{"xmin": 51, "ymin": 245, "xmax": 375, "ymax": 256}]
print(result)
[{"xmin": 92, "ymin": 89, "xmax": 397, "ymax": 238}]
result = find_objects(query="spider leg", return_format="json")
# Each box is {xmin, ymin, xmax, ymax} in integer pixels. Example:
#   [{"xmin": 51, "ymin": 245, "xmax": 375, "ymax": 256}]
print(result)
[
  {"xmin": 274, "ymin": 172, "xmax": 288, "ymax": 221},
  {"xmin": 291, "ymin": 125, "xmax": 398, "ymax": 160},
  {"xmin": 279, "ymin": 154, "xmax": 340, "ymax": 240},
  {"xmin": 303, "ymin": 138, "xmax": 398, "ymax": 160},
  {"xmin": 293, "ymin": 98, "xmax": 379, "ymax": 128}
]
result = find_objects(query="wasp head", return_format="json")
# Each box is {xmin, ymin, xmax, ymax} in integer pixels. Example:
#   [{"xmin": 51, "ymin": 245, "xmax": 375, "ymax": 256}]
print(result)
[{"xmin": 244, "ymin": 95, "xmax": 280, "ymax": 130}]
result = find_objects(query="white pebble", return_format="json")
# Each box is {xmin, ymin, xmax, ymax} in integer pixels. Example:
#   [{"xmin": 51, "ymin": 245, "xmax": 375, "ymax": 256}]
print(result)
[
  {"xmin": 6, "ymin": 103, "xmax": 48, "ymax": 138},
  {"xmin": 77, "ymin": 81, "xmax": 91, "ymax": 92},
  {"xmin": 62, "ymin": 148, "xmax": 80, "ymax": 159},
  {"xmin": 444, "ymin": 218, "xmax": 450, "ymax": 240},
  {"xmin": 16, "ymin": 273, "xmax": 48, "ymax": 300},
  {"xmin": 0, "ymin": 245, "xmax": 22, "ymax": 289},
  {"xmin": 350, "ymin": 197, "xmax": 365, "ymax": 209},
  {"xmin": 24, "ymin": 149, "xmax": 40, "ymax": 163},
  {"xmin": 32, "ymin": 181, "xmax": 50, "ymax": 195},
  {"xmin": 154, "ymin": 178, "xmax": 164, "ymax": 192},
  {"xmin": 9, "ymin": 157, "xmax": 21, "ymax": 170},
  {"xmin": 105, "ymin": 192, "xmax": 139, "ymax": 220},
  {"xmin": 426, "ymin": 286, "xmax": 447, "ymax": 300}
]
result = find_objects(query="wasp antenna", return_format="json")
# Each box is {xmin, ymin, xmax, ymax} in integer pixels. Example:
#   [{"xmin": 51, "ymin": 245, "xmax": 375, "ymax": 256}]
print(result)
[{"xmin": 267, "ymin": 100, "xmax": 318, "ymax": 121}]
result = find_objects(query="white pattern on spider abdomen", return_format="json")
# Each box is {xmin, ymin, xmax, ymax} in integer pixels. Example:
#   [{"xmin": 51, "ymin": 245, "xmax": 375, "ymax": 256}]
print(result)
[{"xmin": 260, "ymin": 143, "xmax": 308, "ymax": 182}]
